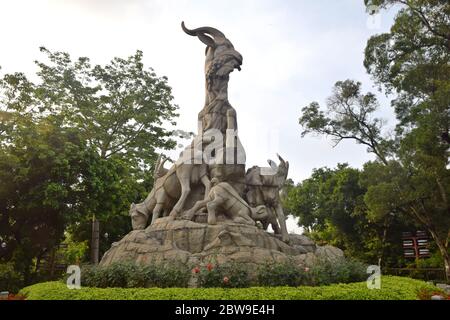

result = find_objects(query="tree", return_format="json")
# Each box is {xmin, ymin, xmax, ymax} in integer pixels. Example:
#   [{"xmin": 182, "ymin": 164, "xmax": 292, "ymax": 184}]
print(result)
[
  {"xmin": 364, "ymin": 0, "xmax": 450, "ymax": 142},
  {"xmin": 298, "ymin": 1, "xmax": 450, "ymax": 279},
  {"xmin": 33, "ymin": 47, "xmax": 178, "ymax": 168},
  {"xmin": 284, "ymin": 164, "xmax": 410, "ymax": 265},
  {"xmin": 0, "ymin": 117, "xmax": 92, "ymax": 282},
  {"xmin": 0, "ymin": 48, "xmax": 180, "ymax": 281},
  {"xmin": 363, "ymin": 0, "xmax": 450, "ymax": 280},
  {"xmin": 299, "ymin": 80, "xmax": 394, "ymax": 165}
]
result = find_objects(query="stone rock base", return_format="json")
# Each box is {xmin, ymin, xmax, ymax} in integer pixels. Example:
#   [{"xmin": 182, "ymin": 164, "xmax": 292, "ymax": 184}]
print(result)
[{"xmin": 100, "ymin": 217, "xmax": 344, "ymax": 271}]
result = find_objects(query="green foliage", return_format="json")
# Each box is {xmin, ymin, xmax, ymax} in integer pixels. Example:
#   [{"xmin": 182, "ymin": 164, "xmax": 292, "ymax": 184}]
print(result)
[
  {"xmin": 57, "ymin": 234, "xmax": 89, "ymax": 265},
  {"xmin": 20, "ymin": 276, "xmax": 443, "ymax": 300},
  {"xmin": 299, "ymin": 80, "xmax": 393, "ymax": 164},
  {"xmin": 284, "ymin": 164, "xmax": 411, "ymax": 265},
  {"xmin": 362, "ymin": 1, "xmax": 450, "ymax": 257},
  {"xmin": 364, "ymin": 0, "xmax": 449, "ymax": 97},
  {"xmin": 309, "ymin": 258, "xmax": 368, "ymax": 286},
  {"xmin": 297, "ymin": 1, "xmax": 450, "ymax": 279},
  {"xmin": 411, "ymin": 250, "xmax": 445, "ymax": 269},
  {"xmin": 0, "ymin": 262, "xmax": 24, "ymax": 293},
  {"xmin": 0, "ymin": 119, "xmax": 92, "ymax": 282},
  {"xmin": 0, "ymin": 48, "xmax": 179, "ymax": 285},
  {"xmin": 79, "ymin": 260, "xmax": 367, "ymax": 290},
  {"xmin": 197, "ymin": 263, "xmax": 251, "ymax": 288},
  {"xmin": 248, "ymin": 257, "xmax": 366, "ymax": 288},
  {"xmin": 33, "ymin": 47, "xmax": 178, "ymax": 163},
  {"xmin": 257, "ymin": 261, "xmax": 310, "ymax": 287},
  {"xmin": 81, "ymin": 262, "xmax": 191, "ymax": 288}
]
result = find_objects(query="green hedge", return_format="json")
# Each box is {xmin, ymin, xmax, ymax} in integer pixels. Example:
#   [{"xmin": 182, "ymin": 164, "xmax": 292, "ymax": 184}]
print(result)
[
  {"xmin": 20, "ymin": 276, "xmax": 442, "ymax": 300},
  {"xmin": 67, "ymin": 258, "xmax": 368, "ymax": 289},
  {"xmin": 80, "ymin": 262, "xmax": 191, "ymax": 288}
]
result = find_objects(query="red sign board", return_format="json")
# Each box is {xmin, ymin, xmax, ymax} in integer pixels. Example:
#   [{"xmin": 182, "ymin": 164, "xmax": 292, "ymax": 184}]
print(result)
[{"xmin": 402, "ymin": 231, "xmax": 430, "ymax": 259}]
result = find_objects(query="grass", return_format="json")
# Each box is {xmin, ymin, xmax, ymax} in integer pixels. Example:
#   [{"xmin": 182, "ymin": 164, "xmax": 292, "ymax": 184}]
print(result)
[{"xmin": 19, "ymin": 276, "xmax": 444, "ymax": 300}]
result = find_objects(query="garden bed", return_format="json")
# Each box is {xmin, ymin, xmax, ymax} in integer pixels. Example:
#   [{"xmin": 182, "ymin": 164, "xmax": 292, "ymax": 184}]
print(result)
[{"xmin": 20, "ymin": 276, "xmax": 444, "ymax": 300}]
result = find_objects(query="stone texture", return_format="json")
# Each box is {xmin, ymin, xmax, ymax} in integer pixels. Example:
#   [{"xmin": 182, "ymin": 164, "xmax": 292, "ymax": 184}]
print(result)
[
  {"xmin": 100, "ymin": 217, "xmax": 343, "ymax": 269},
  {"xmin": 288, "ymin": 234, "xmax": 317, "ymax": 253},
  {"xmin": 314, "ymin": 245, "xmax": 344, "ymax": 262}
]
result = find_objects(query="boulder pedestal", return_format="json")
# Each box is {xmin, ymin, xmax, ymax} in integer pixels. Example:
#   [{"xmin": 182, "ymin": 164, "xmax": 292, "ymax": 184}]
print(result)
[{"xmin": 100, "ymin": 217, "xmax": 343, "ymax": 269}]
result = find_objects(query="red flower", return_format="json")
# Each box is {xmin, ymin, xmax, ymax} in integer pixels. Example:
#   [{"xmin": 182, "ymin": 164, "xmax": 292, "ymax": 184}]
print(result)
[
  {"xmin": 6, "ymin": 294, "xmax": 25, "ymax": 300},
  {"xmin": 206, "ymin": 263, "xmax": 214, "ymax": 271},
  {"xmin": 223, "ymin": 276, "xmax": 229, "ymax": 284},
  {"xmin": 192, "ymin": 266, "xmax": 200, "ymax": 274}
]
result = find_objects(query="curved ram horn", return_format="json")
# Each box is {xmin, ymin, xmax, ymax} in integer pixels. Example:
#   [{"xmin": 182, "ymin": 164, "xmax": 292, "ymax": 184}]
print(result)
[
  {"xmin": 181, "ymin": 21, "xmax": 226, "ymax": 40},
  {"xmin": 267, "ymin": 159, "xmax": 278, "ymax": 170},
  {"xmin": 276, "ymin": 153, "xmax": 286, "ymax": 165},
  {"xmin": 197, "ymin": 33, "xmax": 215, "ymax": 48}
]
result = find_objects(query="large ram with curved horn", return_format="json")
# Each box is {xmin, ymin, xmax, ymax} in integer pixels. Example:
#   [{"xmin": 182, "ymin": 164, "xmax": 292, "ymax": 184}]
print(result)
[{"xmin": 181, "ymin": 21, "xmax": 243, "ymax": 134}]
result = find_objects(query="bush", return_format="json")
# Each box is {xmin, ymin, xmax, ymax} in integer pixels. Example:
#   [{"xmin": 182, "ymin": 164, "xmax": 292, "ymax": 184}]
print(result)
[
  {"xmin": 256, "ymin": 258, "xmax": 366, "ymax": 287},
  {"xmin": 58, "ymin": 235, "xmax": 89, "ymax": 265},
  {"xmin": 153, "ymin": 263, "xmax": 192, "ymax": 288},
  {"xmin": 416, "ymin": 287, "xmax": 450, "ymax": 300},
  {"xmin": 78, "ymin": 258, "xmax": 367, "ymax": 289},
  {"xmin": 310, "ymin": 257, "xmax": 367, "ymax": 286},
  {"xmin": 197, "ymin": 262, "xmax": 252, "ymax": 288},
  {"xmin": 257, "ymin": 261, "xmax": 310, "ymax": 287},
  {"xmin": 20, "ymin": 276, "xmax": 444, "ymax": 300},
  {"xmin": 0, "ymin": 262, "xmax": 24, "ymax": 293},
  {"xmin": 81, "ymin": 262, "xmax": 191, "ymax": 288}
]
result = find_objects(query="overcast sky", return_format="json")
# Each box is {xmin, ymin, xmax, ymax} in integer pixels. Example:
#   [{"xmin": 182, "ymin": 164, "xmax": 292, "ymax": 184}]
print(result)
[{"xmin": 0, "ymin": 0, "xmax": 399, "ymax": 233}]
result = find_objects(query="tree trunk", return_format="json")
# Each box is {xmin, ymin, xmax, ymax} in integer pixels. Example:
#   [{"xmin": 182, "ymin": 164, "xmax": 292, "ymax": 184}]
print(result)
[
  {"xmin": 437, "ymin": 241, "xmax": 450, "ymax": 282},
  {"xmin": 428, "ymin": 229, "xmax": 450, "ymax": 282},
  {"xmin": 444, "ymin": 255, "xmax": 450, "ymax": 283},
  {"xmin": 91, "ymin": 218, "xmax": 100, "ymax": 265},
  {"xmin": 378, "ymin": 215, "xmax": 391, "ymax": 268}
]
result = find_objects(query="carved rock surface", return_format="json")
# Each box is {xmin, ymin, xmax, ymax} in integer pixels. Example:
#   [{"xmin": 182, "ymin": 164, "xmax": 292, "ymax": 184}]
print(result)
[{"xmin": 100, "ymin": 217, "xmax": 343, "ymax": 269}]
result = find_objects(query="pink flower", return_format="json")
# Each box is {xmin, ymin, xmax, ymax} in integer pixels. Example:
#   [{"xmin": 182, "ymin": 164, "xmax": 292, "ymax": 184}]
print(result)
[
  {"xmin": 304, "ymin": 267, "xmax": 310, "ymax": 272},
  {"xmin": 223, "ymin": 276, "xmax": 230, "ymax": 284},
  {"xmin": 192, "ymin": 266, "xmax": 200, "ymax": 274}
]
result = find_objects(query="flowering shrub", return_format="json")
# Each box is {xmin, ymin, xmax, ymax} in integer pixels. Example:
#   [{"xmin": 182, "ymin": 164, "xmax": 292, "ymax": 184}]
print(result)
[
  {"xmin": 77, "ymin": 258, "xmax": 367, "ymax": 289},
  {"xmin": 416, "ymin": 288, "xmax": 449, "ymax": 300},
  {"xmin": 197, "ymin": 262, "xmax": 252, "ymax": 288},
  {"xmin": 81, "ymin": 262, "xmax": 191, "ymax": 288},
  {"xmin": 257, "ymin": 261, "xmax": 311, "ymax": 287},
  {"xmin": 2, "ymin": 293, "xmax": 26, "ymax": 300}
]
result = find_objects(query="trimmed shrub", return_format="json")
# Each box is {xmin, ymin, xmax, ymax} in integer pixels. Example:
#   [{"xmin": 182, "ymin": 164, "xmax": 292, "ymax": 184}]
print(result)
[
  {"xmin": 256, "ymin": 258, "xmax": 366, "ymax": 287},
  {"xmin": 257, "ymin": 261, "xmax": 311, "ymax": 287},
  {"xmin": 154, "ymin": 263, "xmax": 191, "ymax": 288},
  {"xmin": 310, "ymin": 257, "xmax": 367, "ymax": 286},
  {"xmin": 81, "ymin": 262, "xmax": 191, "ymax": 288},
  {"xmin": 78, "ymin": 258, "xmax": 367, "ymax": 289},
  {"xmin": 197, "ymin": 263, "xmax": 252, "ymax": 288},
  {"xmin": 20, "ymin": 276, "xmax": 444, "ymax": 300}
]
